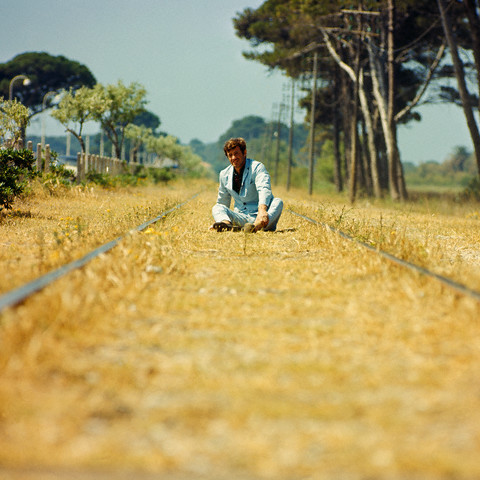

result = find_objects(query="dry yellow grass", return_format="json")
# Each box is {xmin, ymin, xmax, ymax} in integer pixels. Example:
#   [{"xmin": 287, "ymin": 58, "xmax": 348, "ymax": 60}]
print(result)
[
  {"xmin": 283, "ymin": 187, "xmax": 480, "ymax": 290},
  {"xmin": 1, "ymin": 180, "xmax": 479, "ymax": 479},
  {"xmin": 0, "ymin": 179, "xmax": 190, "ymax": 294}
]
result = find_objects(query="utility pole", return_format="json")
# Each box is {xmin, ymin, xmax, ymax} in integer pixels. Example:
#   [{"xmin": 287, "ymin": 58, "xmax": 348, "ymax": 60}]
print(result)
[
  {"xmin": 349, "ymin": 15, "xmax": 362, "ymax": 204},
  {"xmin": 266, "ymin": 103, "xmax": 279, "ymax": 171},
  {"xmin": 286, "ymin": 78, "xmax": 295, "ymax": 191},
  {"xmin": 308, "ymin": 51, "xmax": 318, "ymax": 195},
  {"xmin": 260, "ymin": 110, "xmax": 270, "ymax": 166},
  {"xmin": 274, "ymin": 102, "xmax": 283, "ymax": 186}
]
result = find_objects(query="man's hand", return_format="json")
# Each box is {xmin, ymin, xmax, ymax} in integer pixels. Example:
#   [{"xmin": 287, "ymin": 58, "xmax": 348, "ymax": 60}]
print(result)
[{"xmin": 253, "ymin": 204, "xmax": 269, "ymax": 231}]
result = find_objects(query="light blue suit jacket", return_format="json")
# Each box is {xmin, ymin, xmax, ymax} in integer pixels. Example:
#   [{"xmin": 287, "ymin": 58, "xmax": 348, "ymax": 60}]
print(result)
[{"xmin": 216, "ymin": 158, "xmax": 274, "ymax": 215}]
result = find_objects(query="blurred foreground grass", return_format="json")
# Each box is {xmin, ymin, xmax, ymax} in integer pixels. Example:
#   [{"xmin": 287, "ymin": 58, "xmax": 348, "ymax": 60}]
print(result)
[{"xmin": 1, "ymin": 181, "xmax": 479, "ymax": 479}]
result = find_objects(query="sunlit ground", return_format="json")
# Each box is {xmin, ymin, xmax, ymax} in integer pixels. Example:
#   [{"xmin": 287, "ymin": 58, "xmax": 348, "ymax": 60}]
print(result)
[{"xmin": 1, "ymin": 180, "xmax": 479, "ymax": 479}]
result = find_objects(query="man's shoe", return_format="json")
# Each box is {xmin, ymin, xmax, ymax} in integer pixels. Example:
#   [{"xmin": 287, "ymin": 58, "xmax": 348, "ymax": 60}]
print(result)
[
  {"xmin": 212, "ymin": 221, "xmax": 233, "ymax": 232},
  {"xmin": 243, "ymin": 222, "xmax": 255, "ymax": 233}
]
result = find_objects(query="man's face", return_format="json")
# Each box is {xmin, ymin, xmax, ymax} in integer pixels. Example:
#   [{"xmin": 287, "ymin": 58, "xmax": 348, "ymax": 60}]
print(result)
[{"xmin": 226, "ymin": 146, "xmax": 247, "ymax": 172}]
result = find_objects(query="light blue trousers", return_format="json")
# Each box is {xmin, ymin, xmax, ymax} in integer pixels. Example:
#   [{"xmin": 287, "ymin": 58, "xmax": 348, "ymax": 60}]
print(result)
[{"xmin": 212, "ymin": 198, "xmax": 283, "ymax": 231}]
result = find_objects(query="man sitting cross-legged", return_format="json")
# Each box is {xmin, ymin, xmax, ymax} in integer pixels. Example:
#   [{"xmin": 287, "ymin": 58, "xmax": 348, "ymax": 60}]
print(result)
[{"xmin": 210, "ymin": 137, "xmax": 283, "ymax": 233}]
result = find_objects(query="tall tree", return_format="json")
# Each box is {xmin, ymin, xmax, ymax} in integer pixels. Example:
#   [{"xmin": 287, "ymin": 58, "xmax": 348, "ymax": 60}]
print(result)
[
  {"xmin": 0, "ymin": 52, "xmax": 96, "ymax": 118},
  {"xmin": 125, "ymin": 124, "xmax": 153, "ymax": 163},
  {"xmin": 92, "ymin": 81, "xmax": 147, "ymax": 160},
  {"xmin": 461, "ymin": 0, "xmax": 480, "ymax": 113},
  {"xmin": 0, "ymin": 98, "xmax": 30, "ymax": 147},
  {"xmin": 218, "ymin": 115, "xmax": 267, "ymax": 145},
  {"xmin": 51, "ymin": 86, "xmax": 102, "ymax": 154},
  {"xmin": 234, "ymin": 0, "xmax": 451, "ymax": 199},
  {"xmin": 133, "ymin": 110, "xmax": 161, "ymax": 133},
  {"xmin": 437, "ymin": 0, "xmax": 480, "ymax": 177}
]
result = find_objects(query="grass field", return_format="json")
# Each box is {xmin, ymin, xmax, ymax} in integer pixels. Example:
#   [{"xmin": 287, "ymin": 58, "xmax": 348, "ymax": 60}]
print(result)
[{"xmin": 1, "ymin": 179, "xmax": 479, "ymax": 479}]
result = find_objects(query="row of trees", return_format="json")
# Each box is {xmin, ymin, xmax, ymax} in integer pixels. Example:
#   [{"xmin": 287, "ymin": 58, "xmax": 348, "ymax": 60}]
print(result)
[
  {"xmin": 233, "ymin": 0, "xmax": 480, "ymax": 201},
  {"xmin": 190, "ymin": 113, "xmax": 479, "ymax": 198},
  {"xmin": 52, "ymin": 80, "xmax": 147, "ymax": 158},
  {"xmin": 404, "ymin": 145, "xmax": 477, "ymax": 187},
  {"xmin": 0, "ymin": 52, "xmax": 206, "ymax": 175},
  {"xmin": 190, "ymin": 114, "xmax": 309, "ymax": 176},
  {"xmin": 0, "ymin": 52, "xmax": 96, "ymax": 143},
  {"xmin": 51, "ymin": 81, "xmax": 206, "ymax": 175}
]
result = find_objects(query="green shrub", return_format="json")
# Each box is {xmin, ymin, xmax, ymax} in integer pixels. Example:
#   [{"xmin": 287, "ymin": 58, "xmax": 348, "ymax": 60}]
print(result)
[
  {"xmin": 48, "ymin": 162, "xmax": 76, "ymax": 183},
  {"xmin": 85, "ymin": 170, "xmax": 116, "ymax": 187},
  {"xmin": 0, "ymin": 148, "xmax": 37, "ymax": 210},
  {"xmin": 43, "ymin": 152, "xmax": 76, "ymax": 184},
  {"xmin": 147, "ymin": 166, "xmax": 176, "ymax": 183},
  {"xmin": 83, "ymin": 164, "xmax": 175, "ymax": 188},
  {"xmin": 463, "ymin": 175, "xmax": 480, "ymax": 201}
]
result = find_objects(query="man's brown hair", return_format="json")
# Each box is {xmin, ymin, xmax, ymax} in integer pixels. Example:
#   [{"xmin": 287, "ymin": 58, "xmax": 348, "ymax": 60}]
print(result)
[{"xmin": 223, "ymin": 137, "xmax": 246, "ymax": 156}]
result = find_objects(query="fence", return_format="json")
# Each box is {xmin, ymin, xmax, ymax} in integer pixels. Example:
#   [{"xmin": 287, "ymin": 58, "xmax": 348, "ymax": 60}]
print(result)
[{"xmin": 26, "ymin": 141, "xmax": 161, "ymax": 184}]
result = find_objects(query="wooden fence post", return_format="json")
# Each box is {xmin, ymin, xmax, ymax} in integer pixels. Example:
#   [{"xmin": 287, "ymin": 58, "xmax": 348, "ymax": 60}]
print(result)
[
  {"xmin": 36, "ymin": 143, "xmax": 42, "ymax": 172},
  {"xmin": 76, "ymin": 153, "xmax": 82, "ymax": 184},
  {"xmin": 44, "ymin": 145, "xmax": 51, "ymax": 173},
  {"xmin": 82, "ymin": 153, "xmax": 87, "ymax": 181}
]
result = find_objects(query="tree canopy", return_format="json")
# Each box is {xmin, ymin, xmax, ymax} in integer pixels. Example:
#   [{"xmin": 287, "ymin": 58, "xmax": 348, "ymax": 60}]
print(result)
[
  {"xmin": 92, "ymin": 81, "xmax": 147, "ymax": 159},
  {"xmin": 51, "ymin": 80, "xmax": 148, "ymax": 158},
  {"xmin": 0, "ymin": 52, "xmax": 96, "ymax": 117},
  {"xmin": 233, "ymin": 0, "xmax": 480, "ymax": 199},
  {"xmin": 133, "ymin": 110, "xmax": 161, "ymax": 134},
  {"xmin": 0, "ymin": 98, "xmax": 30, "ymax": 147},
  {"xmin": 51, "ymin": 85, "xmax": 103, "ymax": 153}
]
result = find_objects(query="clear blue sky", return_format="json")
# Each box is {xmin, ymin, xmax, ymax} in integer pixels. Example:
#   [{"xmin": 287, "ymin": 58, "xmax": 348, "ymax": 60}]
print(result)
[{"xmin": 1, "ymin": 0, "xmax": 475, "ymax": 164}]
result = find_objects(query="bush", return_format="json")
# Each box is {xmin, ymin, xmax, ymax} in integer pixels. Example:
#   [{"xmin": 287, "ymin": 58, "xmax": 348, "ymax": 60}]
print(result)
[
  {"xmin": 463, "ymin": 175, "xmax": 480, "ymax": 201},
  {"xmin": 0, "ymin": 148, "xmax": 37, "ymax": 210},
  {"xmin": 85, "ymin": 170, "xmax": 116, "ymax": 187},
  {"xmin": 41, "ymin": 151, "xmax": 76, "ymax": 188},
  {"xmin": 147, "ymin": 166, "xmax": 176, "ymax": 183},
  {"xmin": 48, "ymin": 161, "xmax": 76, "ymax": 183}
]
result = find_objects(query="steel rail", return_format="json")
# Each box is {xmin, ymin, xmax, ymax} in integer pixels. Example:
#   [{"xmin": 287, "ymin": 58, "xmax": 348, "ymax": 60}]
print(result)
[
  {"xmin": 0, "ymin": 193, "xmax": 200, "ymax": 313},
  {"xmin": 288, "ymin": 209, "xmax": 480, "ymax": 302}
]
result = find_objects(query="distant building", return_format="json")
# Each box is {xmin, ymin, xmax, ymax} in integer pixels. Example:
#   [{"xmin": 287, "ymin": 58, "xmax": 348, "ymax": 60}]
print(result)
[{"xmin": 153, "ymin": 157, "xmax": 179, "ymax": 168}]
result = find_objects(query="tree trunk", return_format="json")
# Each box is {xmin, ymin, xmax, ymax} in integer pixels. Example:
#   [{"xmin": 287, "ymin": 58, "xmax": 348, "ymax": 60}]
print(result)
[
  {"xmin": 68, "ymin": 129, "xmax": 86, "ymax": 154},
  {"xmin": 387, "ymin": 0, "xmax": 401, "ymax": 200},
  {"xmin": 349, "ymin": 48, "xmax": 361, "ymax": 204},
  {"xmin": 463, "ymin": 0, "xmax": 480, "ymax": 112},
  {"xmin": 321, "ymin": 29, "xmax": 381, "ymax": 199},
  {"xmin": 366, "ymin": 39, "xmax": 391, "ymax": 198},
  {"xmin": 360, "ymin": 118, "xmax": 372, "ymax": 195},
  {"xmin": 332, "ymin": 70, "xmax": 343, "ymax": 192},
  {"xmin": 341, "ymin": 72, "xmax": 351, "ymax": 184},
  {"xmin": 438, "ymin": 0, "xmax": 480, "ymax": 176},
  {"xmin": 357, "ymin": 70, "xmax": 381, "ymax": 198},
  {"xmin": 396, "ymin": 148, "xmax": 408, "ymax": 200}
]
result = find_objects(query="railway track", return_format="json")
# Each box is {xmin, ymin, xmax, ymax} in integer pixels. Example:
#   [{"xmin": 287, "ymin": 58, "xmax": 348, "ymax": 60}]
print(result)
[
  {"xmin": 1, "ymin": 194, "xmax": 479, "ymax": 314},
  {"xmin": 288, "ymin": 209, "xmax": 480, "ymax": 302},
  {"xmin": 0, "ymin": 192, "xmax": 200, "ymax": 313},
  {"xmin": 1, "ymin": 189, "xmax": 479, "ymax": 479}
]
